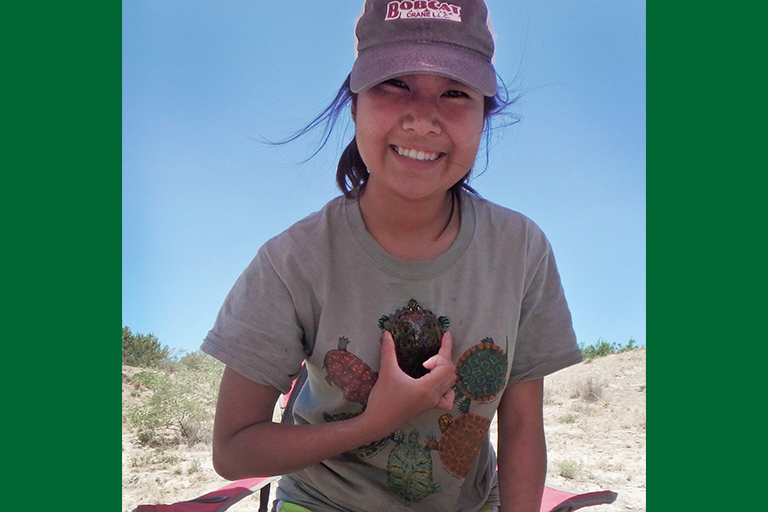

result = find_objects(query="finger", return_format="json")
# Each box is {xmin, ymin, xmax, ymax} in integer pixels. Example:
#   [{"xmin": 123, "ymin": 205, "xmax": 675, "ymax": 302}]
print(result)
[
  {"xmin": 422, "ymin": 352, "xmax": 453, "ymax": 370},
  {"xmin": 435, "ymin": 387, "xmax": 455, "ymax": 411},
  {"xmin": 438, "ymin": 330, "xmax": 453, "ymax": 358},
  {"xmin": 422, "ymin": 354, "xmax": 440, "ymax": 370},
  {"xmin": 379, "ymin": 331, "xmax": 399, "ymax": 372}
]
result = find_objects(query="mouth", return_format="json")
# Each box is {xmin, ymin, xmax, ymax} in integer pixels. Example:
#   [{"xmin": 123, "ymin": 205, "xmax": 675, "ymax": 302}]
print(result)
[{"xmin": 392, "ymin": 145, "xmax": 441, "ymax": 162}]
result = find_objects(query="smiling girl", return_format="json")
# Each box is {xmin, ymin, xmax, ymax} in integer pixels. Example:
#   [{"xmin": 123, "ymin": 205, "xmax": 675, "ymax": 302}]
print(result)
[
  {"xmin": 354, "ymin": 74, "xmax": 485, "ymax": 260},
  {"xmin": 201, "ymin": 1, "xmax": 582, "ymax": 511}
]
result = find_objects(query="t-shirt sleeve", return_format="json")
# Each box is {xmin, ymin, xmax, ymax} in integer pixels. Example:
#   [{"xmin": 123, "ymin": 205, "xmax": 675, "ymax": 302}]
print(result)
[
  {"xmin": 201, "ymin": 246, "xmax": 308, "ymax": 394},
  {"xmin": 509, "ymin": 242, "xmax": 583, "ymax": 384}
]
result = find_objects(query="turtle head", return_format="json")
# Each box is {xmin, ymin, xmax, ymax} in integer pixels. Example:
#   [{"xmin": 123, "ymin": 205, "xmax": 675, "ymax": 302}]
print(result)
[
  {"xmin": 439, "ymin": 413, "xmax": 454, "ymax": 433},
  {"xmin": 405, "ymin": 299, "xmax": 421, "ymax": 310}
]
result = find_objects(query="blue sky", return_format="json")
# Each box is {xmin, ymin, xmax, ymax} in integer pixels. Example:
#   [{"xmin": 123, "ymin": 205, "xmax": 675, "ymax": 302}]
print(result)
[{"xmin": 122, "ymin": 1, "xmax": 645, "ymax": 355}]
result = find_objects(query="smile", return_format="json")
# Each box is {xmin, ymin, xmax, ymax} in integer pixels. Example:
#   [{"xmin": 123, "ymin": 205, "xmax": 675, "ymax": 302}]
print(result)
[{"xmin": 393, "ymin": 145, "xmax": 440, "ymax": 162}]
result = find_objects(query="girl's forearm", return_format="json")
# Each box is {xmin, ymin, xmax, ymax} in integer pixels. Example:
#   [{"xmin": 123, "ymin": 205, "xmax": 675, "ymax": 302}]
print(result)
[
  {"xmin": 213, "ymin": 413, "xmax": 381, "ymax": 479},
  {"xmin": 497, "ymin": 423, "xmax": 547, "ymax": 512},
  {"xmin": 212, "ymin": 334, "xmax": 457, "ymax": 480},
  {"xmin": 497, "ymin": 378, "xmax": 547, "ymax": 512}
]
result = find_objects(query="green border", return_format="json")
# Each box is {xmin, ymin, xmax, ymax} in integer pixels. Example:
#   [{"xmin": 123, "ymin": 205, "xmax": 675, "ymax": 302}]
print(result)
[
  {"xmin": 5, "ymin": 2, "xmax": 116, "ymax": 504},
  {"xmin": 648, "ymin": 3, "xmax": 684, "ymax": 508},
  {"xmin": 650, "ymin": 3, "xmax": 766, "ymax": 509}
]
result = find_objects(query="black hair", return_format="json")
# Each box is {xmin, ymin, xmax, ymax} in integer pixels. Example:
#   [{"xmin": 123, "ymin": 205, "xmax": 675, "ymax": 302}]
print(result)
[{"xmin": 270, "ymin": 73, "xmax": 520, "ymax": 203}]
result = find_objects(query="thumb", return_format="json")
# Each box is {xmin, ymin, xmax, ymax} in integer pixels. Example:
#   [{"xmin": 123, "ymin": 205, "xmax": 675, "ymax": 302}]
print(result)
[
  {"xmin": 438, "ymin": 330, "xmax": 453, "ymax": 359},
  {"xmin": 423, "ymin": 331, "xmax": 453, "ymax": 370}
]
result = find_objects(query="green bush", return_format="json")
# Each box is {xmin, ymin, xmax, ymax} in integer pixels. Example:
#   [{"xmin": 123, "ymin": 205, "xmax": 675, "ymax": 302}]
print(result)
[
  {"xmin": 556, "ymin": 459, "xmax": 583, "ymax": 479},
  {"xmin": 177, "ymin": 350, "xmax": 222, "ymax": 373},
  {"xmin": 579, "ymin": 337, "xmax": 640, "ymax": 361},
  {"xmin": 558, "ymin": 414, "xmax": 579, "ymax": 424},
  {"xmin": 126, "ymin": 351, "xmax": 224, "ymax": 446},
  {"xmin": 122, "ymin": 325, "xmax": 172, "ymax": 368}
]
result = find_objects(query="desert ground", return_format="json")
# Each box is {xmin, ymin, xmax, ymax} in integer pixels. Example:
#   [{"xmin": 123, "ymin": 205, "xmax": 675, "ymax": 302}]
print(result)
[{"xmin": 123, "ymin": 349, "xmax": 645, "ymax": 511}]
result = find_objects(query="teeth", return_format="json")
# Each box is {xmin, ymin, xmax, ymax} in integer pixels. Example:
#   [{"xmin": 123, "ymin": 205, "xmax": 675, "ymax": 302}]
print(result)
[{"xmin": 395, "ymin": 146, "xmax": 439, "ymax": 161}]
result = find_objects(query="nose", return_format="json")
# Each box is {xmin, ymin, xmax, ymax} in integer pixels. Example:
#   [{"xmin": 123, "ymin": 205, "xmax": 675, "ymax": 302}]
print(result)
[{"xmin": 401, "ymin": 99, "xmax": 442, "ymax": 136}]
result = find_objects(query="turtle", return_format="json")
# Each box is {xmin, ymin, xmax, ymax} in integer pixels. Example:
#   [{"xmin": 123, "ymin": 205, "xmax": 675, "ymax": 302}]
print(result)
[
  {"xmin": 322, "ymin": 411, "xmax": 389, "ymax": 458},
  {"xmin": 386, "ymin": 429, "xmax": 441, "ymax": 504},
  {"xmin": 323, "ymin": 336, "xmax": 378, "ymax": 404},
  {"xmin": 427, "ymin": 412, "xmax": 492, "ymax": 479},
  {"xmin": 453, "ymin": 337, "xmax": 509, "ymax": 413},
  {"xmin": 378, "ymin": 299, "xmax": 450, "ymax": 378}
]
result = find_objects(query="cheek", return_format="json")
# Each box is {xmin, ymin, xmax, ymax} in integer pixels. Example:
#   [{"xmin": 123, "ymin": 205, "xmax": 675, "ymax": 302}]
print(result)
[
  {"xmin": 354, "ymin": 97, "xmax": 393, "ymax": 164},
  {"xmin": 451, "ymin": 115, "xmax": 485, "ymax": 162},
  {"xmin": 353, "ymin": 118, "xmax": 379, "ymax": 167},
  {"xmin": 465, "ymin": 110, "xmax": 486, "ymax": 143}
]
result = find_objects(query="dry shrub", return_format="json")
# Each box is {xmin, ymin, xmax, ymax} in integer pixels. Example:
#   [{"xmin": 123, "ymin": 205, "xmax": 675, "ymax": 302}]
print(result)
[
  {"xmin": 125, "ymin": 354, "xmax": 224, "ymax": 447},
  {"xmin": 571, "ymin": 376, "xmax": 605, "ymax": 403},
  {"xmin": 556, "ymin": 459, "xmax": 583, "ymax": 479}
]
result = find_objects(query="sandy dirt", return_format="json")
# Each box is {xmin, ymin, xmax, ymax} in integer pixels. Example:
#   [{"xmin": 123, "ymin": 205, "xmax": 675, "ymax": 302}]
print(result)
[{"xmin": 123, "ymin": 350, "xmax": 645, "ymax": 511}]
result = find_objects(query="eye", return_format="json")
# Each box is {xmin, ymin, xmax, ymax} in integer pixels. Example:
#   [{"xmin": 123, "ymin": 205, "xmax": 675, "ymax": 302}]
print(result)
[
  {"xmin": 382, "ymin": 78, "xmax": 409, "ymax": 89},
  {"xmin": 442, "ymin": 89, "xmax": 470, "ymax": 99}
]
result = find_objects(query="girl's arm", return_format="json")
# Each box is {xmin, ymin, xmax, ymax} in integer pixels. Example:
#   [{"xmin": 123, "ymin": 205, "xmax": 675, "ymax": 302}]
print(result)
[
  {"xmin": 211, "ymin": 331, "xmax": 456, "ymax": 480},
  {"xmin": 496, "ymin": 377, "xmax": 547, "ymax": 512}
]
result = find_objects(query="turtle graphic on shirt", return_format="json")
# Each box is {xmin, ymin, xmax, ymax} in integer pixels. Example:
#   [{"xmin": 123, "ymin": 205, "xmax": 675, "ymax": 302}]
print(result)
[
  {"xmin": 386, "ymin": 429, "xmax": 441, "ymax": 504},
  {"xmin": 378, "ymin": 299, "xmax": 450, "ymax": 379},
  {"xmin": 323, "ymin": 336, "xmax": 378, "ymax": 404},
  {"xmin": 427, "ymin": 412, "xmax": 492, "ymax": 479},
  {"xmin": 453, "ymin": 337, "xmax": 509, "ymax": 413}
]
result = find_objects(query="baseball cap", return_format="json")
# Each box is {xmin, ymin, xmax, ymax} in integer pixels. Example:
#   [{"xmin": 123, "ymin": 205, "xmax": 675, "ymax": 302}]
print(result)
[{"xmin": 350, "ymin": 0, "xmax": 497, "ymax": 96}]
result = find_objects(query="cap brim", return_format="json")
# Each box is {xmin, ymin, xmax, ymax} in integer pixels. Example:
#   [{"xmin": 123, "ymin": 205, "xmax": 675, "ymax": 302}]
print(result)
[{"xmin": 350, "ymin": 41, "xmax": 497, "ymax": 96}]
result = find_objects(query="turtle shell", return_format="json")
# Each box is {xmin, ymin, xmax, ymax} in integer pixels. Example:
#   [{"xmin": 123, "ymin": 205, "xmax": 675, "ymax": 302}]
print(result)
[
  {"xmin": 322, "ymin": 411, "xmax": 389, "ymax": 458},
  {"xmin": 324, "ymin": 337, "xmax": 378, "ymax": 404},
  {"xmin": 431, "ymin": 413, "xmax": 491, "ymax": 479},
  {"xmin": 455, "ymin": 337, "xmax": 508, "ymax": 403},
  {"xmin": 386, "ymin": 429, "xmax": 441, "ymax": 504},
  {"xmin": 379, "ymin": 299, "xmax": 450, "ymax": 379}
]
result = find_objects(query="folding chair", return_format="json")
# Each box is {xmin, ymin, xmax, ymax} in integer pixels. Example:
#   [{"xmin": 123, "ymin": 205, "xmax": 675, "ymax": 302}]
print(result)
[
  {"xmin": 132, "ymin": 368, "xmax": 617, "ymax": 512},
  {"xmin": 132, "ymin": 476, "xmax": 278, "ymax": 512},
  {"xmin": 132, "ymin": 478, "xmax": 616, "ymax": 512}
]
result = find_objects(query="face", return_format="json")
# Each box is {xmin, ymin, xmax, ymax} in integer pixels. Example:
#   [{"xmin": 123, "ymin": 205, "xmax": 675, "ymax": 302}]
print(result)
[{"xmin": 352, "ymin": 74, "xmax": 486, "ymax": 205}]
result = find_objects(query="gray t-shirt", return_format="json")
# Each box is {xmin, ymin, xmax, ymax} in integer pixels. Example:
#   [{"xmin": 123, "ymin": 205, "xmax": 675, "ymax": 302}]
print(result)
[{"xmin": 202, "ymin": 193, "xmax": 582, "ymax": 512}]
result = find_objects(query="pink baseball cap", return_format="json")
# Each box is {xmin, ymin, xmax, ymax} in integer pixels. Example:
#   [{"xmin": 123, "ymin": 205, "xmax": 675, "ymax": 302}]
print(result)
[{"xmin": 350, "ymin": 0, "xmax": 497, "ymax": 96}]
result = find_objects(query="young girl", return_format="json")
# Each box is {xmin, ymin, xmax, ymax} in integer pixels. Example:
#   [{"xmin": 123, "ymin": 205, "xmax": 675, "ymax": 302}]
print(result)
[{"xmin": 201, "ymin": 1, "xmax": 582, "ymax": 511}]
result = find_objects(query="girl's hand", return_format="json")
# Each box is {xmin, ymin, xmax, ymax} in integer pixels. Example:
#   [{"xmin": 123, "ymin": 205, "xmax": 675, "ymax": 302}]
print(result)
[{"xmin": 361, "ymin": 331, "xmax": 456, "ymax": 440}]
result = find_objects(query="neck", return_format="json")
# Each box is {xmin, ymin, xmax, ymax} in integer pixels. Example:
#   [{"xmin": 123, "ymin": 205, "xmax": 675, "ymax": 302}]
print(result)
[{"xmin": 358, "ymin": 188, "xmax": 461, "ymax": 260}]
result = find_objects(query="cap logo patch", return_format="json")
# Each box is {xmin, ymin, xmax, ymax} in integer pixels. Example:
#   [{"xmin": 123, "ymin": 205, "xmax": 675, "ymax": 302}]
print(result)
[{"xmin": 385, "ymin": 1, "xmax": 462, "ymax": 22}]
